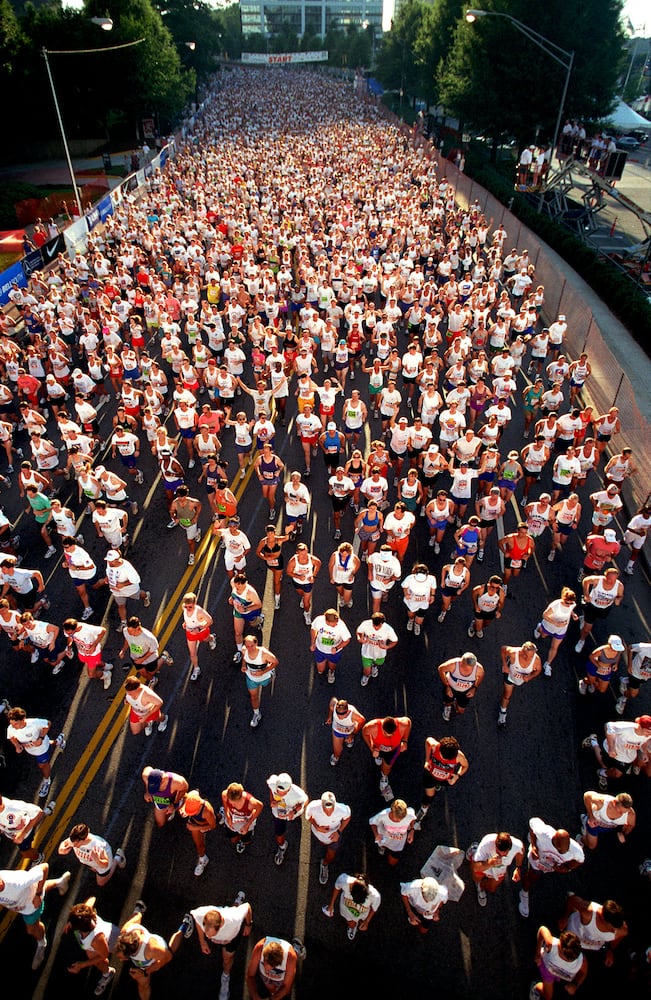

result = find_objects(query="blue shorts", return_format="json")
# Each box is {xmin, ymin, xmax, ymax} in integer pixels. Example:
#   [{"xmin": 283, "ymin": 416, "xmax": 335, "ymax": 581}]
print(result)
[
  {"xmin": 586, "ymin": 662, "xmax": 615, "ymax": 681},
  {"xmin": 235, "ymin": 443, "xmax": 251, "ymax": 455},
  {"xmin": 245, "ymin": 671, "xmax": 274, "ymax": 691},
  {"xmin": 314, "ymin": 648, "xmax": 343, "ymax": 666},
  {"xmin": 32, "ymin": 747, "xmax": 53, "ymax": 765},
  {"xmin": 120, "ymin": 454, "xmax": 137, "ymax": 469},
  {"xmin": 478, "ymin": 471, "xmax": 496, "ymax": 483},
  {"xmin": 291, "ymin": 579, "xmax": 312, "ymax": 592},
  {"xmin": 164, "ymin": 478, "xmax": 184, "ymax": 493},
  {"xmin": 179, "ymin": 427, "xmax": 196, "ymax": 440},
  {"xmin": 71, "ymin": 569, "xmax": 99, "ymax": 588},
  {"xmin": 23, "ymin": 902, "xmax": 45, "ymax": 925},
  {"xmin": 123, "ymin": 367, "xmax": 141, "ymax": 381}
]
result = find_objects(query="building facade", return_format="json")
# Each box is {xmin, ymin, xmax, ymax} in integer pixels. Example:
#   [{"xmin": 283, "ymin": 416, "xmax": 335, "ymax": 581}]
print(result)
[{"xmin": 239, "ymin": 0, "xmax": 383, "ymax": 39}]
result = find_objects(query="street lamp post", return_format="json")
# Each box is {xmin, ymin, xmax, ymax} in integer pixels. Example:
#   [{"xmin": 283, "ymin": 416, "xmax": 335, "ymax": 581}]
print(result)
[
  {"xmin": 465, "ymin": 9, "xmax": 574, "ymax": 162},
  {"xmin": 43, "ymin": 32, "xmax": 146, "ymax": 219}
]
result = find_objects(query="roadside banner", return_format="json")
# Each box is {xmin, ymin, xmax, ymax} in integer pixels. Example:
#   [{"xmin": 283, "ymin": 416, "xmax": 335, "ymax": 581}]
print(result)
[{"xmin": 0, "ymin": 261, "xmax": 26, "ymax": 305}]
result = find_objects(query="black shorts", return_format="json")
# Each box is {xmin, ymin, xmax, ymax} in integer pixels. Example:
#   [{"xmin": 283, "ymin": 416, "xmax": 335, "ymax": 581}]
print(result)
[
  {"xmin": 476, "ymin": 609, "xmax": 496, "ymax": 623},
  {"xmin": 443, "ymin": 688, "xmax": 472, "ymax": 708},
  {"xmin": 584, "ymin": 603, "xmax": 612, "ymax": 624},
  {"xmin": 423, "ymin": 767, "xmax": 454, "ymax": 790},
  {"xmin": 222, "ymin": 925, "xmax": 246, "ymax": 955},
  {"xmin": 331, "ymin": 495, "xmax": 350, "ymax": 513},
  {"xmin": 627, "ymin": 675, "xmax": 643, "ymax": 690},
  {"xmin": 601, "ymin": 749, "xmax": 632, "ymax": 775}
]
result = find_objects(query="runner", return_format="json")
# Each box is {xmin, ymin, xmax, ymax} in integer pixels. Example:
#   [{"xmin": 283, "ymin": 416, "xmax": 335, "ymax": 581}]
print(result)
[
  {"xmin": 256, "ymin": 524, "xmax": 290, "ymax": 610},
  {"xmin": 309, "ymin": 607, "xmax": 351, "ymax": 684},
  {"xmin": 266, "ymin": 771, "xmax": 308, "ymax": 867},
  {"xmin": 141, "ymin": 767, "xmax": 189, "ymax": 828},
  {"xmin": 498, "ymin": 642, "xmax": 542, "ymax": 727},
  {"xmin": 305, "ymin": 790, "xmax": 351, "ymax": 885},
  {"xmin": 324, "ymin": 697, "xmax": 366, "ymax": 767},
  {"xmin": 220, "ymin": 781, "xmax": 264, "ymax": 855},
  {"xmin": 177, "ymin": 789, "xmax": 217, "ymax": 877},
  {"xmin": 118, "ymin": 616, "xmax": 173, "ymax": 688},
  {"xmin": 322, "ymin": 872, "xmax": 381, "ymax": 940},
  {"xmin": 362, "ymin": 715, "xmax": 412, "ymax": 801},
  {"xmin": 0, "ymin": 861, "xmax": 70, "ymax": 969},
  {"xmin": 57, "ymin": 823, "xmax": 126, "ymax": 886},
  {"xmin": 188, "ymin": 895, "xmax": 252, "ymax": 1000},
  {"xmin": 181, "ymin": 592, "xmax": 216, "ymax": 682},
  {"xmin": 369, "ymin": 799, "xmax": 417, "ymax": 865},
  {"xmin": 438, "ymin": 652, "xmax": 485, "ymax": 720},
  {"xmin": 121, "ymin": 668, "xmax": 166, "ymax": 742},
  {"xmin": 415, "ymin": 735, "xmax": 469, "ymax": 829},
  {"xmin": 517, "ymin": 818, "xmax": 584, "ymax": 918},
  {"xmin": 240, "ymin": 634, "xmax": 278, "ymax": 729},
  {"xmin": 533, "ymin": 588, "xmax": 578, "ymax": 677},
  {"xmin": 356, "ymin": 612, "xmax": 398, "ymax": 687},
  {"xmin": 168, "ymin": 486, "xmax": 202, "ymax": 565},
  {"xmin": 6, "ymin": 707, "xmax": 66, "ymax": 799},
  {"xmin": 328, "ymin": 541, "xmax": 361, "ymax": 609},
  {"xmin": 468, "ymin": 831, "xmax": 524, "ymax": 907},
  {"xmin": 286, "ymin": 543, "xmax": 321, "ymax": 626}
]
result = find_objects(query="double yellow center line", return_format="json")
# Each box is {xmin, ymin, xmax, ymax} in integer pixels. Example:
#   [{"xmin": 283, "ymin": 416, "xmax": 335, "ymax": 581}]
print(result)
[{"xmin": 0, "ymin": 455, "xmax": 259, "ymax": 941}]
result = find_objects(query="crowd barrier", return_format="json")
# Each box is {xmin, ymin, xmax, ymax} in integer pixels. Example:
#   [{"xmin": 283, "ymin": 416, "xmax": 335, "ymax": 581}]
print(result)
[{"xmin": 0, "ymin": 141, "xmax": 175, "ymax": 304}]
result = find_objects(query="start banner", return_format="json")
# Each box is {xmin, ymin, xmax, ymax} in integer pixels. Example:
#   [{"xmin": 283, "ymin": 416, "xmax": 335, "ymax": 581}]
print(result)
[{"xmin": 241, "ymin": 51, "xmax": 328, "ymax": 65}]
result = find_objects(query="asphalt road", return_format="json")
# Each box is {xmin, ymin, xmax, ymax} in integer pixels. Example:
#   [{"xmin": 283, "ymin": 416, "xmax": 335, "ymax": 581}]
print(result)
[{"xmin": 0, "ymin": 354, "xmax": 650, "ymax": 1000}]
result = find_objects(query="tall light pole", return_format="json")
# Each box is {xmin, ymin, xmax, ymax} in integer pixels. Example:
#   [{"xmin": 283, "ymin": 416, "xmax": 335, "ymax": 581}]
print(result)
[
  {"xmin": 465, "ymin": 9, "xmax": 574, "ymax": 161},
  {"xmin": 43, "ymin": 31, "xmax": 145, "ymax": 218}
]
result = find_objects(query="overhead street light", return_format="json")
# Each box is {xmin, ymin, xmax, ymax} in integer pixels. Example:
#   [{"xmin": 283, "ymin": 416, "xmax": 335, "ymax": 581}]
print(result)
[
  {"xmin": 43, "ymin": 30, "xmax": 146, "ymax": 218},
  {"xmin": 465, "ymin": 9, "xmax": 574, "ymax": 162},
  {"xmin": 89, "ymin": 17, "xmax": 114, "ymax": 31}
]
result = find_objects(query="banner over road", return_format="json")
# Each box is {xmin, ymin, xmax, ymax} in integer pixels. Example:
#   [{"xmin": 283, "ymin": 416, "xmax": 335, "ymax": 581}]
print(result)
[{"xmin": 241, "ymin": 50, "xmax": 328, "ymax": 64}]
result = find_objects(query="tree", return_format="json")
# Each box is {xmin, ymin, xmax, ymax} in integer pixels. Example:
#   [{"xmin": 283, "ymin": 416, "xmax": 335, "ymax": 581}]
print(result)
[
  {"xmin": 374, "ymin": 0, "xmax": 438, "ymax": 105},
  {"xmin": 0, "ymin": 0, "xmax": 23, "ymax": 80},
  {"xmin": 438, "ymin": 0, "xmax": 627, "ymax": 149}
]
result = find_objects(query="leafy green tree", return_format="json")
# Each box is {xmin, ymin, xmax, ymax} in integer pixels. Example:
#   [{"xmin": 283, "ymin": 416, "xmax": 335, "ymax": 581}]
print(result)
[
  {"xmin": 0, "ymin": 0, "xmax": 24, "ymax": 79},
  {"xmin": 375, "ymin": 0, "xmax": 437, "ymax": 105},
  {"xmin": 439, "ymin": 0, "xmax": 626, "ymax": 149},
  {"xmin": 150, "ymin": 0, "xmax": 224, "ymax": 82}
]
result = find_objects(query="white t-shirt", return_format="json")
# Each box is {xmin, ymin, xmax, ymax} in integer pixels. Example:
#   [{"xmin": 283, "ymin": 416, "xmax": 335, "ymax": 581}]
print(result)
[
  {"xmin": 311, "ymin": 616, "xmax": 351, "ymax": 654},
  {"xmin": 605, "ymin": 721, "xmax": 651, "ymax": 763},
  {"xmin": 305, "ymin": 800, "xmax": 351, "ymax": 844},
  {"xmin": 356, "ymin": 620, "xmax": 398, "ymax": 659},
  {"xmin": 6, "ymin": 718, "xmax": 50, "ymax": 757},
  {"xmin": 0, "ymin": 867, "xmax": 43, "ymax": 914},
  {"xmin": 527, "ymin": 817, "xmax": 584, "ymax": 872},
  {"xmin": 400, "ymin": 879, "xmax": 448, "ymax": 918},
  {"xmin": 369, "ymin": 807, "xmax": 416, "ymax": 850},
  {"xmin": 473, "ymin": 834, "xmax": 524, "ymax": 880},
  {"xmin": 335, "ymin": 873, "xmax": 381, "ymax": 922},
  {"xmin": 190, "ymin": 903, "xmax": 249, "ymax": 944},
  {"xmin": 0, "ymin": 798, "xmax": 42, "ymax": 843},
  {"xmin": 402, "ymin": 572, "xmax": 437, "ymax": 609},
  {"xmin": 630, "ymin": 641, "xmax": 651, "ymax": 681}
]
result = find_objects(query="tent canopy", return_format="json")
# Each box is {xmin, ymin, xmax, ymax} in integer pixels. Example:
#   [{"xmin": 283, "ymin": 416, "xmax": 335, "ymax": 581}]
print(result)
[{"xmin": 605, "ymin": 100, "xmax": 651, "ymax": 132}]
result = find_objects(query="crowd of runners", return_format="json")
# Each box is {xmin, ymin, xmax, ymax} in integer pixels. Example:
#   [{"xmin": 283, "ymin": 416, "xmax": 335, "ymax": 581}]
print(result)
[{"xmin": 0, "ymin": 67, "xmax": 650, "ymax": 999}]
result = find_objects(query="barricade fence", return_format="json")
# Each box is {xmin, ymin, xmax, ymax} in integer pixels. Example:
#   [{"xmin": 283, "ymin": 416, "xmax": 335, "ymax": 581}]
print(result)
[{"xmin": 0, "ymin": 141, "xmax": 175, "ymax": 302}]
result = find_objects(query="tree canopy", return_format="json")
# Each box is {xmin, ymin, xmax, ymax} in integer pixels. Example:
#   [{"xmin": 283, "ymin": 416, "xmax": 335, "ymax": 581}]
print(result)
[
  {"xmin": 437, "ymin": 0, "xmax": 627, "ymax": 145},
  {"xmin": 3, "ymin": 0, "xmax": 237, "ymax": 155}
]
